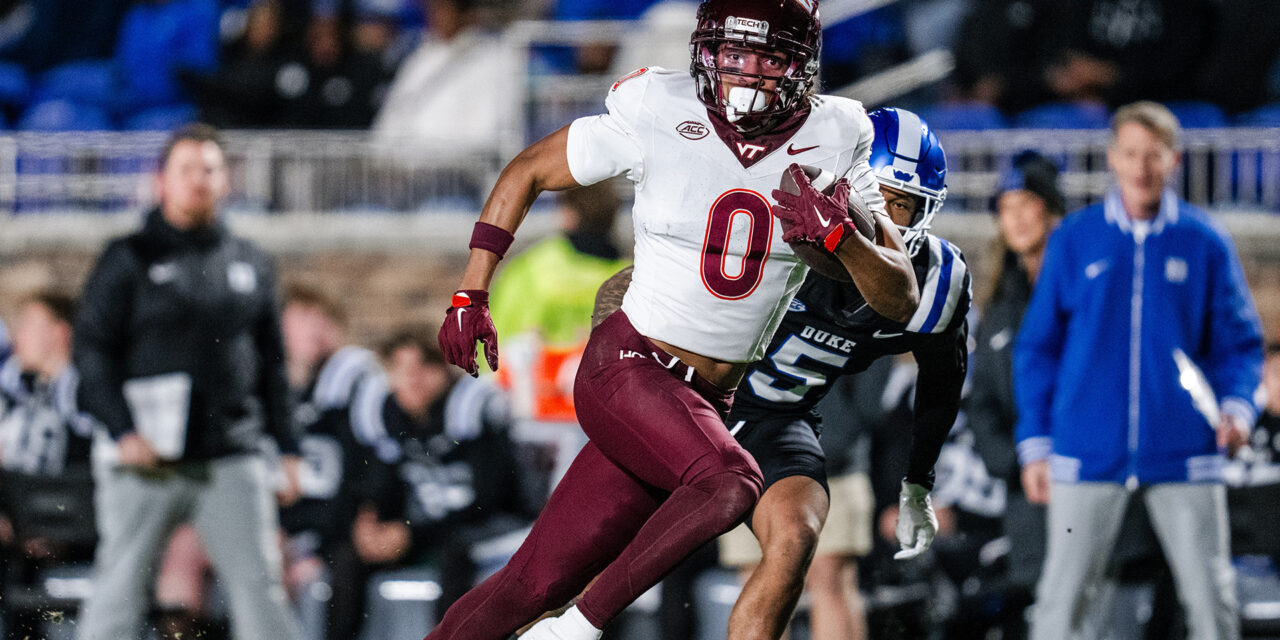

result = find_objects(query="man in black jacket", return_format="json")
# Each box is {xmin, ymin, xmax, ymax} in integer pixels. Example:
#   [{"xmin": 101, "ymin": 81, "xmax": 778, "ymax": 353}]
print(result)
[{"xmin": 74, "ymin": 124, "xmax": 304, "ymax": 640}]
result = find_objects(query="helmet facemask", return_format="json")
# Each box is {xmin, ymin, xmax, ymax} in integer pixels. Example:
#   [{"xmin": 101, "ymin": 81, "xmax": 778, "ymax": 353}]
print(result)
[
  {"xmin": 690, "ymin": 11, "xmax": 819, "ymax": 134},
  {"xmin": 875, "ymin": 169, "xmax": 947, "ymax": 256}
]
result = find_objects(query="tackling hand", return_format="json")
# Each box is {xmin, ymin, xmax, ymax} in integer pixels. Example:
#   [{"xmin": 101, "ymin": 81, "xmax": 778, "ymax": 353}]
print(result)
[
  {"xmin": 771, "ymin": 164, "xmax": 856, "ymax": 252},
  {"xmin": 438, "ymin": 290, "xmax": 499, "ymax": 377},
  {"xmin": 894, "ymin": 481, "xmax": 939, "ymax": 560}
]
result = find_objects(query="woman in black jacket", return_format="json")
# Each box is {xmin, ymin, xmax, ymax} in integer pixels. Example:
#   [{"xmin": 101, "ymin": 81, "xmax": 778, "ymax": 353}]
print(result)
[{"xmin": 966, "ymin": 150, "xmax": 1063, "ymax": 638}]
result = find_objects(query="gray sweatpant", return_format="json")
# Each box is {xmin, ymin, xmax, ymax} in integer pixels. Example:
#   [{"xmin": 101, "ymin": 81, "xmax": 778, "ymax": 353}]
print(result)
[
  {"xmin": 77, "ymin": 455, "xmax": 303, "ymax": 640},
  {"xmin": 1029, "ymin": 482, "xmax": 1238, "ymax": 640}
]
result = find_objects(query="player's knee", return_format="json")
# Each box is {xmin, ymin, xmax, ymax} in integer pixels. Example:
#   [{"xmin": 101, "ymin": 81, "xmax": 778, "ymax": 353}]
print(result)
[
  {"xmin": 761, "ymin": 517, "xmax": 822, "ymax": 570},
  {"xmin": 688, "ymin": 466, "xmax": 762, "ymax": 531}
]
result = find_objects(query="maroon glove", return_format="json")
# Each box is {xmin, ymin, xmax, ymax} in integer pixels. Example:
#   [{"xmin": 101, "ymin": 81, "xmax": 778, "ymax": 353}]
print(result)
[
  {"xmin": 438, "ymin": 290, "xmax": 499, "ymax": 377},
  {"xmin": 771, "ymin": 164, "xmax": 858, "ymax": 253}
]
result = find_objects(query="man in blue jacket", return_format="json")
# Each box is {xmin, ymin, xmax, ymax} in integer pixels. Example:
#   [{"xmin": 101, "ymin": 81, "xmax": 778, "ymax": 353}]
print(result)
[{"xmin": 1014, "ymin": 101, "xmax": 1263, "ymax": 640}]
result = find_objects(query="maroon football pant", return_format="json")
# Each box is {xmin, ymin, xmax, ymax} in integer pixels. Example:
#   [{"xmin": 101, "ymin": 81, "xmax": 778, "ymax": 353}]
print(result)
[{"xmin": 425, "ymin": 311, "xmax": 762, "ymax": 639}]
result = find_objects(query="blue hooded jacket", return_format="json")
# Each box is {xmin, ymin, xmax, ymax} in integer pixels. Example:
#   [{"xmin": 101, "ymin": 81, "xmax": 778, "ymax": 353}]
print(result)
[{"xmin": 1014, "ymin": 189, "xmax": 1263, "ymax": 485}]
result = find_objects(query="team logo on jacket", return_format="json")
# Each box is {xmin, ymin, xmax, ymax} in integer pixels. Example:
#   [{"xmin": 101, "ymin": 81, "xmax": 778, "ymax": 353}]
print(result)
[
  {"xmin": 227, "ymin": 262, "xmax": 257, "ymax": 294},
  {"xmin": 677, "ymin": 121, "xmax": 709, "ymax": 140},
  {"xmin": 1165, "ymin": 257, "xmax": 1187, "ymax": 283},
  {"xmin": 149, "ymin": 262, "xmax": 177, "ymax": 284}
]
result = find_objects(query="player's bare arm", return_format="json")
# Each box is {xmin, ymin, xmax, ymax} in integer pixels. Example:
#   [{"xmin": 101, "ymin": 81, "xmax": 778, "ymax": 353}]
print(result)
[
  {"xmin": 458, "ymin": 126, "xmax": 580, "ymax": 291},
  {"xmin": 831, "ymin": 210, "xmax": 918, "ymax": 323}
]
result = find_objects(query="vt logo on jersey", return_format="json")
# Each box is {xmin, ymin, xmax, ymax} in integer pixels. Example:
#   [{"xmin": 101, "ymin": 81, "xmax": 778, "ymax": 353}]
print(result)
[
  {"xmin": 677, "ymin": 121, "xmax": 709, "ymax": 140},
  {"xmin": 736, "ymin": 142, "xmax": 766, "ymax": 159}
]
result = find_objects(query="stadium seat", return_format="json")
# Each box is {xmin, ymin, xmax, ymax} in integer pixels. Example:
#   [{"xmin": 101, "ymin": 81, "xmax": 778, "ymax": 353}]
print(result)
[
  {"xmin": 122, "ymin": 104, "xmax": 199, "ymax": 131},
  {"xmin": 917, "ymin": 101, "xmax": 1008, "ymax": 131},
  {"xmin": 18, "ymin": 99, "xmax": 113, "ymax": 131},
  {"xmin": 31, "ymin": 60, "xmax": 119, "ymax": 110},
  {"xmin": 0, "ymin": 62, "xmax": 31, "ymax": 108},
  {"xmin": 1163, "ymin": 101, "xmax": 1228, "ymax": 128},
  {"xmin": 1235, "ymin": 102, "xmax": 1280, "ymax": 127},
  {"xmin": 1013, "ymin": 101, "xmax": 1110, "ymax": 129}
]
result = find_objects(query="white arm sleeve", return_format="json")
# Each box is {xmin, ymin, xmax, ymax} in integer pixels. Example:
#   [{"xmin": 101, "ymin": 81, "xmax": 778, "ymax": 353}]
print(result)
[
  {"xmin": 566, "ymin": 112, "xmax": 645, "ymax": 186},
  {"xmin": 843, "ymin": 115, "xmax": 887, "ymax": 218}
]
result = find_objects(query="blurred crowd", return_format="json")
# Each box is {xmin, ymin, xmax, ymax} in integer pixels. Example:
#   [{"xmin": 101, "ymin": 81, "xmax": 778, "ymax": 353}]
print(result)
[{"xmin": 1, "ymin": 0, "xmax": 1279, "ymax": 135}]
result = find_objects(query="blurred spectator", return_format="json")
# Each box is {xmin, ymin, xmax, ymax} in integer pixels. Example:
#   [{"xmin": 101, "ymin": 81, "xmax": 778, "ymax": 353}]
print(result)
[
  {"xmin": 0, "ymin": 291, "xmax": 96, "ymax": 639},
  {"xmin": 351, "ymin": 328, "xmax": 534, "ymax": 623},
  {"xmin": 0, "ymin": 291, "xmax": 91, "ymax": 476},
  {"xmin": 1014, "ymin": 102, "xmax": 1264, "ymax": 640},
  {"xmin": 278, "ymin": 283, "xmax": 392, "ymax": 640},
  {"xmin": 114, "ymin": 0, "xmax": 221, "ymax": 118},
  {"xmin": 1044, "ymin": 0, "xmax": 1215, "ymax": 108},
  {"xmin": 952, "ymin": 0, "xmax": 1064, "ymax": 114},
  {"xmin": 820, "ymin": 4, "xmax": 910, "ymax": 90},
  {"xmin": 277, "ymin": 14, "xmax": 388, "ymax": 127},
  {"xmin": 373, "ymin": 0, "xmax": 518, "ymax": 152},
  {"xmin": 606, "ymin": 0, "xmax": 698, "ymax": 79},
  {"xmin": 548, "ymin": 0, "xmax": 659, "ymax": 73},
  {"xmin": 0, "ymin": 317, "xmax": 8, "ymax": 361},
  {"xmin": 489, "ymin": 180, "xmax": 629, "ymax": 422},
  {"xmin": 73, "ymin": 124, "xmax": 303, "ymax": 640},
  {"xmin": 188, "ymin": 0, "xmax": 291, "ymax": 127},
  {"xmin": 1249, "ymin": 343, "xmax": 1280, "ymax": 482},
  {"xmin": 966, "ymin": 150, "xmax": 1063, "ymax": 638}
]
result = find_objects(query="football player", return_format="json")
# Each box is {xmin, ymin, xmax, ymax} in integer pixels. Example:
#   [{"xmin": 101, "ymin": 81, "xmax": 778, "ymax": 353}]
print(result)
[
  {"xmin": 593, "ymin": 107, "xmax": 968, "ymax": 640},
  {"xmin": 431, "ymin": 1, "xmax": 922, "ymax": 638}
]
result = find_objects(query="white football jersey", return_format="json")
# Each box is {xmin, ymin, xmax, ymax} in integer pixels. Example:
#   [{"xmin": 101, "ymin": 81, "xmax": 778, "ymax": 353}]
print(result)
[{"xmin": 566, "ymin": 67, "xmax": 884, "ymax": 362}]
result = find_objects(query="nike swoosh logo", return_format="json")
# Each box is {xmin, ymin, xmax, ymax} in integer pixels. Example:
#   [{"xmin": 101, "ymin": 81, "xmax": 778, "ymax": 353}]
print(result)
[
  {"xmin": 456, "ymin": 307, "xmax": 466, "ymax": 331},
  {"xmin": 873, "ymin": 329, "xmax": 903, "ymax": 339},
  {"xmin": 814, "ymin": 205, "xmax": 832, "ymax": 227},
  {"xmin": 787, "ymin": 144, "xmax": 819, "ymax": 155}
]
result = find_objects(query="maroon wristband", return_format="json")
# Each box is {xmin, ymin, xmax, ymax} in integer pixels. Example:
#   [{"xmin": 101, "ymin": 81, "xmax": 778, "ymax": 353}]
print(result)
[{"xmin": 469, "ymin": 221, "xmax": 515, "ymax": 258}]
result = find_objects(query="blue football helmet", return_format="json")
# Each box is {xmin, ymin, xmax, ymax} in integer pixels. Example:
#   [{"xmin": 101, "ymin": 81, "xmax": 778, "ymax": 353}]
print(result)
[{"xmin": 867, "ymin": 107, "xmax": 947, "ymax": 255}]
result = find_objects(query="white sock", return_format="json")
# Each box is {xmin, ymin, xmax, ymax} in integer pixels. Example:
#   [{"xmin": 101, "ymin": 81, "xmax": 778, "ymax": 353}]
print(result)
[{"xmin": 555, "ymin": 606, "xmax": 601, "ymax": 639}]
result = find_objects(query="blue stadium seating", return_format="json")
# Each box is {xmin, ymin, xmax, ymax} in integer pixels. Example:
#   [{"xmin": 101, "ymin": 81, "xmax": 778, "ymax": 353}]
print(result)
[
  {"xmin": 31, "ymin": 61, "xmax": 119, "ymax": 110},
  {"xmin": 1014, "ymin": 101, "xmax": 1110, "ymax": 129},
  {"xmin": 122, "ymin": 104, "xmax": 199, "ymax": 131},
  {"xmin": 917, "ymin": 102, "xmax": 1008, "ymax": 131},
  {"xmin": 1163, "ymin": 101, "xmax": 1228, "ymax": 128},
  {"xmin": 18, "ymin": 100, "xmax": 113, "ymax": 132},
  {"xmin": 0, "ymin": 63, "xmax": 31, "ymax": 109},
  {"xmin": 1235, "ymin": 102, "xmax": 1280, "ymax": 127}
]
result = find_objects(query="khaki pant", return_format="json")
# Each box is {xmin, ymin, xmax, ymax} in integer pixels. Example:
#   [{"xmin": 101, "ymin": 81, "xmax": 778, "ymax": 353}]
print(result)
[
  {"xmin": 1030, "ymin": 482, "xmax": 1238, "ymax": 640},
  {"xmin": 78, "ymin": 455, "xmax": 302, "ymax": 640}
]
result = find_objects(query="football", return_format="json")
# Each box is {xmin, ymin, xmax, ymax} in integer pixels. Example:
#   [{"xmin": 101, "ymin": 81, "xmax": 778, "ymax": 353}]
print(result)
[{"xmin": 776, "ymin": 164, "xmax": 878, "ymax": 282}]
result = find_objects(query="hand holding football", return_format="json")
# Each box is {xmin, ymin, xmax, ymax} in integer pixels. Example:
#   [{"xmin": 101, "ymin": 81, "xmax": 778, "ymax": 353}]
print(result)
[{"xmin": 772, "ymin": 164, "xmax": 877, "ymax": 281}]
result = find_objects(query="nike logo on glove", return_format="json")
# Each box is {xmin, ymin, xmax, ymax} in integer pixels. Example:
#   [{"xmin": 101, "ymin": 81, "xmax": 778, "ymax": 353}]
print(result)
[
  {"xmin": 814, "ymin": 205, "xmax": 832, "ymax": 227},
  {"xmin": 787, "ymin": 144, "xmax": 819, "ymax": 155},
  {"xmin": 456, "ymin": 307, "xmax": 466, "ymax": 331}
]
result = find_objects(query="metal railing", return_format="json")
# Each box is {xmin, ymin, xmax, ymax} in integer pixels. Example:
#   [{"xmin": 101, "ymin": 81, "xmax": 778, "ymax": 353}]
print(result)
[{"xmin": 1, "ymin": 127, "xmax": 1275, "ymax": 217}]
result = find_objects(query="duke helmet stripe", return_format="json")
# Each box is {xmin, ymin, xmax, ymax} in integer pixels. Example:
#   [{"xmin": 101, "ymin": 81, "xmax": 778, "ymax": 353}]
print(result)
[{"xmin": 892, "ymin": 109, "xmax": 924, "ymax": 170}]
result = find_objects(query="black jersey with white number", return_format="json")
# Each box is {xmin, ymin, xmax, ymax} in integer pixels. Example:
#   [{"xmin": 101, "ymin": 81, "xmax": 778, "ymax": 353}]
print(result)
[
  {"xmin": 278, "ymin": 346, "xmax": 392, "ymax": 556},
  {"xmin": 366, "ymin": 376, "xmax": 532, "ymax": 552},
  {"xmin": 0, "ymin": 357, "xmax": 94, "ymax": 476},
  {"xmin": 729, "ymin": 235, "xmax": 971, "ymax": 486}
]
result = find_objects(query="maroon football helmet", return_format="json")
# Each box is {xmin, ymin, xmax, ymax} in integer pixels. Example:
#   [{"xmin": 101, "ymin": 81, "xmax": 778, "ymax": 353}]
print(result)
[{"xmin": 690, "ymin": 0, "xmax": 821, "ymax": 133}]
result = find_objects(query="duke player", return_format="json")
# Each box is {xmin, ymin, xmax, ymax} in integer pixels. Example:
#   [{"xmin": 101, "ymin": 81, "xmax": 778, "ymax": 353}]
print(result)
[
  {"xmin": 595, "ymin": 108, "xmax": 969, "ymax": 639},
  {"xmin": 432, "ymin": 1, "xmax": 923, "ymax": 638}
]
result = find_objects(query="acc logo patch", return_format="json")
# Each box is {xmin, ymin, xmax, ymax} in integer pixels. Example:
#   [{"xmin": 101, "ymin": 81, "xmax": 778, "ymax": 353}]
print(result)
[
  {"xmin": 677, "ymin": 120, "xmax": 709, "ymax": 140},
  {"xmin": 788, "ymin": 298, "xmax": 807, "ymax": 312}
]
